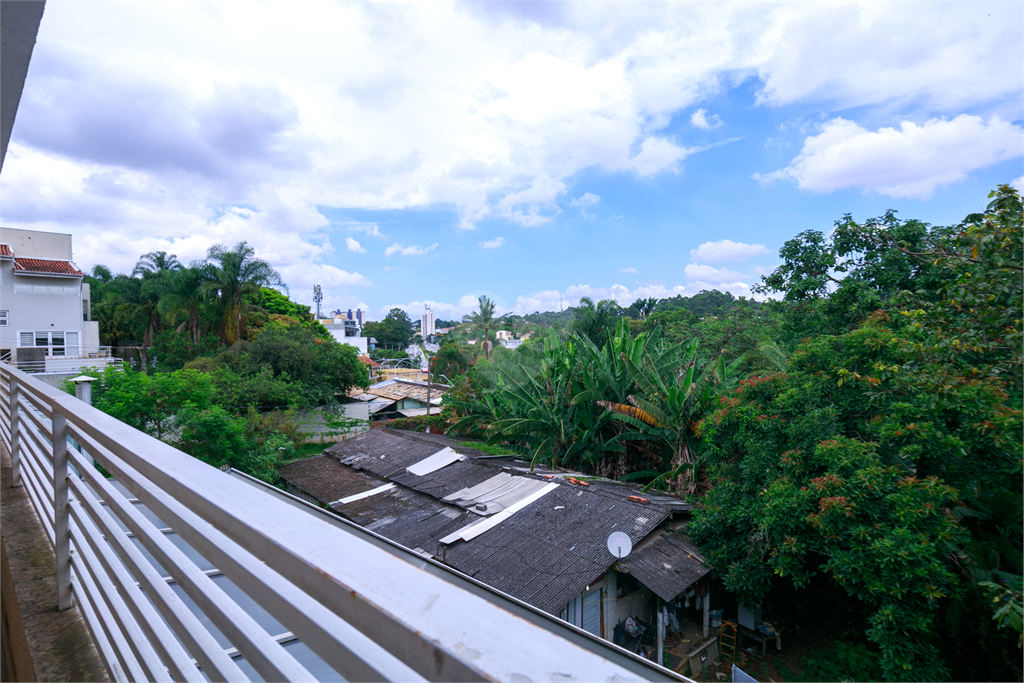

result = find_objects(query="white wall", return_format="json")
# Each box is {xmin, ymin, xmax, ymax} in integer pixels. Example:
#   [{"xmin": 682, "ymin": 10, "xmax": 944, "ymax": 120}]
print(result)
[
  {"xmin": 330, "ymin": 331, "xmax": 367, "ymax": 354},
  {"xmin": 0, "ymin": 261, "xmax": 85, "ymax": 354},
  {"xmin": 0, "ymin": 227, "xmax": 73, "ymax": 259},
  {"xmin": 0, "ymin": 228, "xmax": 85, "ymax": 355}
]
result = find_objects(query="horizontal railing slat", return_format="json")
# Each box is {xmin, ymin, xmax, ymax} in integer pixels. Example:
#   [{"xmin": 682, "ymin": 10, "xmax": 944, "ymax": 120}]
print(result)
[
  {"xmin": 65, "ymin": 445, "xmax": 246, "ymax": 683},
  {"xmin": 71, "ymin": 573, "xmax": 131, "ymax": 683},
  {"xmin": 63, "ymin": 426, "xmax": 318, "ymax": 683},
  {"xmin": 70, "ymin": 431, "xmax": 429, "ymax": 683},
  {"xmin": 69, "ymin": 529, "xmax": 152, "ymax": 683},
  {"xmin": 68, "ymin": 485, "xmax": 199, "ymax": 683}
]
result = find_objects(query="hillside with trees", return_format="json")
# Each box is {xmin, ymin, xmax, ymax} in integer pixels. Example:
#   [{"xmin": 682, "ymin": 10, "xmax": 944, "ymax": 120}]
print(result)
[{"xmin": 438, "ymin": 185, "xmax": 1022, "ymax": 681}]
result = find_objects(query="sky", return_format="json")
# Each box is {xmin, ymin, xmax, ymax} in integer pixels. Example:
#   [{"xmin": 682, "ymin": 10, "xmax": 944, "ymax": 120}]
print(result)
[{"xmin": 1, "ymin": 1, "xmax": 1021, "ymax": 321}]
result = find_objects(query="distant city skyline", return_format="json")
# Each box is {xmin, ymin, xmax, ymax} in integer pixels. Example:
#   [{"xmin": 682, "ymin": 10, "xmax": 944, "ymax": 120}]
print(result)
[{"xmin": 1, "ymin": 1, "xmax": 1020, "ymax": 321}]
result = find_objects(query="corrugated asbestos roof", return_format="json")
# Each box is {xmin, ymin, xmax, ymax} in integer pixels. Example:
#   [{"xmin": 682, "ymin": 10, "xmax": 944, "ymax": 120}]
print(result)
[
  {"xmin": 278, "ymin": 429, "xmax": 701, "ymax": 615},
  {"xmin": 620, "ymin": 531, "xmax": 711, "ymax": 603},
  {"xmin": 13, "ymin": 257, "xmax": 83, "ymax": 276},
  {"xmin": 366, "ymin": 379, "xmax": 447, "ymax": 403}
]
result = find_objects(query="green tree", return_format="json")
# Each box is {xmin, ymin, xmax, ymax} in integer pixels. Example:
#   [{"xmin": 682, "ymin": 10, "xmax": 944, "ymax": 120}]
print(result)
[
  {"xmin": 157, "ymin": 266, "xmax": 213, "ymax": 344},
  {"xmin": 430, "ymin": 342, "xmax": 471, "ymax": 382},
  {"xmin": 174, "ymin": 404, "xmax": 247, "ymax": 468},
  {"xmin": 76, "ymin": 366, "xmax": 215, "ymax": 439},
  {"xmin": 364, "ymin": 308, "xmax": 414, "ymax": 349},
  {"xmin": 570, "ymin": 297, "xmax": 623, "ymax": 349},
  {"xmin": 201, "ymin": 242, "xmax": 284, "ymax": 344},
  {"xmin": 462, "ymin": 296, "xmax": 500, "ymax": 359}
]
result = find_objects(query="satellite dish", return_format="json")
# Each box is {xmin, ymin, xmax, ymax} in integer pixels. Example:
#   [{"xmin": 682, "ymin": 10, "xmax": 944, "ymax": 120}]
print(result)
[{"xmin": 607, "ymin": 531, "xmax": 632, "ymax": 559}]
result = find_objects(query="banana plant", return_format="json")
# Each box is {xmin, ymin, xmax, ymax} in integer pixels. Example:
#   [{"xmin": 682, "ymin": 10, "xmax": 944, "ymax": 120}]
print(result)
[
  {"xmin": 598, "ymin": 339, "xmax": 742, "ymax": 494},
  {"xmin": 447, "ymin": 328, "xmax": 618, "ymax": 470}
]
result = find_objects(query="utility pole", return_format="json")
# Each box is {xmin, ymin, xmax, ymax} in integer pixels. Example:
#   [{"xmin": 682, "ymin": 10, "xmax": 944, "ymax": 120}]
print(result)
[{"xmin": 313, "ymin": 285, "xmax": 323, "ymax": 319}]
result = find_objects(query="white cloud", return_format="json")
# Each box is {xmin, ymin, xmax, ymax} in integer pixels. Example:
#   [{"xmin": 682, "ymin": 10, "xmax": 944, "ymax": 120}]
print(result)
[
  {"xmin": 384, "ymin": 242, "xmax": 438, "ymax": 256},
  {"xmin": 345, "ymin": 236, "xmax": 366, "ymax": 253},
  {"xmin": 2, "ymin": 0, "xmax": 1019, "ymax": 302},
  {"xmin": 496, "ymin": 175, "xmax": 566, "ymax": 226},
  {"xmin": 757, "ymin": 115, "xmax": 1023, "ymax": 198},
  {"xmin": 571, "ymin": 192, "xmax": 601, "ymax": 206},
  {"xmin": 1012, "ymin": 176, "xmax": 1024, "ymax": 193},
  {"xmin": 622, "ymin": 266, "xmax": 638, "ymax": 273},
  {"xmin": 690, "ymin": 108, "xmax": 723, "ymax": 130},
  {"xmin": 690, "ymin": 239, "xmax": 771, "ymax": 263},
  {"xmin": 626, "ymin": 137, "xmax": 689, "ymax": 176},
  {"xmin": 683, "ymin": 264, "xmax": 748, "ymax": 282},
  {"xmin": 342, "ymin": 221, "xmax": 383, "ymax": 238},
  {"xmin": 479, "ymin": 236, "xmax": 505, "ymax": 249}
]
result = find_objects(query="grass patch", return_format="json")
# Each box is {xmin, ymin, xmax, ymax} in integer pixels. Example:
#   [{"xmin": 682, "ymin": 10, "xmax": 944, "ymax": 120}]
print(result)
[{"xmin": 458, "ymin": 441, "xmax": 518, "ymax": 456}]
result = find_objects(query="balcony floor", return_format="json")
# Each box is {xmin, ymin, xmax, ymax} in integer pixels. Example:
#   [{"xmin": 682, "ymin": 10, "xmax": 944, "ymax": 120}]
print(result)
[{"xmin": 1, "ymin": 445, "xmax": 108, "ymax": 682}]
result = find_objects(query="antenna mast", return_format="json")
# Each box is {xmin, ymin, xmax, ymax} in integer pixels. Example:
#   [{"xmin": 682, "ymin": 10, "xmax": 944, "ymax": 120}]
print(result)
[{"xmin": 313, "ymin": 284, "xmax": 323, "ymax": 319}]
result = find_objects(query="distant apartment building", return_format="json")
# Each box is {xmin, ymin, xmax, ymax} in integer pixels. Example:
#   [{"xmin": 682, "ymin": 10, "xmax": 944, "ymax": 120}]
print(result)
[
  {"xmin": 421, "ymin": 304, "xmax": 435, "ymax": 337},
  {"xmin": 0, "ymin": 227, "xmax": 105, "ymax": 373},
  {"xmin": 321, "ymin": 308, "xmax": 368, "ymax": 354}
]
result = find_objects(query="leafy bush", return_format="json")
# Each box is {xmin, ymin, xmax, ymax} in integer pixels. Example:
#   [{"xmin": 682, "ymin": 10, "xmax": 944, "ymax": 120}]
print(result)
[
  {"xmin": 151, "ymin": 331, "xmax": 224, "ymax": 371},
  {"xmin": 801, "ymin": 640, "xmax": 882, "ymax": 682},
  {"xmin": 379, "ymin": 414, "xmax": 449, "ymax": 432},
  {"xmin": 175, "ymin": 404, "xmax": 247, "ymax": 469}
]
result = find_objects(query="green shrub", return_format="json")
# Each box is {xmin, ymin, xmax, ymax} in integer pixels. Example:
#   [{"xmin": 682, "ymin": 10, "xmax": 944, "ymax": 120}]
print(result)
[{"xmin": 801, "ymin": 640, "xmax": 882, "ymax": 682}]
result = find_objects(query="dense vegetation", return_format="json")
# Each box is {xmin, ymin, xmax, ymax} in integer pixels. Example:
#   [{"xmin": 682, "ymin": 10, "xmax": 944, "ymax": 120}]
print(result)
[
  {"xmin": 441, "ymin": 186, "xmax": 1022, "ymax": 681},
  {"xmin": 363, "ymin": 308, "xmax": 415, "ymax": 349},
  {"xmin": 78, "ymin": 242, "xmax": 370, "ymax": 481}
]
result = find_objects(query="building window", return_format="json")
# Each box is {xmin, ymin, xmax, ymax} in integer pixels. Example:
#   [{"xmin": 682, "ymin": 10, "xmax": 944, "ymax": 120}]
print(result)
[
  {"xmin": 17, "ymin": 331, "xmax": 80, "ymax": 357},
  {"xmin": 0, "ymin": 311, "xmax": 7, "ymax": 327},
  {"xmin": 14, "ymin": 284, "xmax": 80, "ymax": 296}
]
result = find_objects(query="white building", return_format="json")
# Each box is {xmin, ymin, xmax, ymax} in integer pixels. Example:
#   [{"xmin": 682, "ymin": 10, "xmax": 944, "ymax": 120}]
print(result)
[
  {"xmin": 319, "ymin": 309, "xmax": 369, "ymax": 354},
  {"xmin": 421, "ymin": 305, "xmax": 435, "ymax": 337},
  {"xmin": 0, "ymin": 227, "xmax": 111, "ymax": 377}
]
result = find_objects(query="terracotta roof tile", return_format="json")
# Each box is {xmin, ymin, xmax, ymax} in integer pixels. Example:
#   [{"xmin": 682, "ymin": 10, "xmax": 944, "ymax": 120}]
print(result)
[
  {"xmin": 0, "ymin": 244, "xmax": 11, "ymax": 257},
  {"xmin": 13, "ymin": 258, "xmax": 83, "ymax": 276}
]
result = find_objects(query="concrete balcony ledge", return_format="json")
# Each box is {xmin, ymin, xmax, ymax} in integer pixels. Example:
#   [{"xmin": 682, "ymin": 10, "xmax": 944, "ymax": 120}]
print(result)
[{"xmin": 1, "ymin": 446, "xmax": 108, "ymax": 682}]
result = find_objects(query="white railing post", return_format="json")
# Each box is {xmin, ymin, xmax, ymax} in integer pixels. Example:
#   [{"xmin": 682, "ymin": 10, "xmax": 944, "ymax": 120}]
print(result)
[
  {"xmin": 53, "ymin": 409, "xmax": 72, "ymax": 610},
  {"xmin": 9, "ymin": 375, "xmax": 21, "ymax": 487}
]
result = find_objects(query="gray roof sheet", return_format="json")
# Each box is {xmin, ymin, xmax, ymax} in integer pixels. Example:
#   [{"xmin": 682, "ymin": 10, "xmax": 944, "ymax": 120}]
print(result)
[
  {"xmin": 620, "ymin": 531, "xmax": 711, "ymax": 602},
  {"xmin": 281, "ymin": 430, "xmax": 683, "ymax": 615}
]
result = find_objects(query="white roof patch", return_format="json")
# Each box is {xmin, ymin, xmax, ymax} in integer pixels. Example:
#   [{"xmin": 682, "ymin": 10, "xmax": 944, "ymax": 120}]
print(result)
[
  {"xmin": 406, "ymin": 447, "xmax": 467, "ymax": 476},
  {"xmin": 440, "ymin": 482, "xmax": 559, "ymax": 544}
]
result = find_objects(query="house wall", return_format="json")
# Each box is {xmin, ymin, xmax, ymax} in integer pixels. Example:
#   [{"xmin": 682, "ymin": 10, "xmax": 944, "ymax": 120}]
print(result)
[
  {"xmin": 611, "ymin": 581, "xmax": 657, "ymax": 631},
  {"xmin": 326, "ymin": 327, "xmax": 368, "ymax": 354},
  {"xmin": 0, "ymin": 228, "xmax": 73, "ymax": 260},
  {"xmin": 0, "ymin": 262, "xmax": 85, "ymax": 356},
  {"xmin": 0, "ymin": 228, "xmax": 86, "ymax": 358}
]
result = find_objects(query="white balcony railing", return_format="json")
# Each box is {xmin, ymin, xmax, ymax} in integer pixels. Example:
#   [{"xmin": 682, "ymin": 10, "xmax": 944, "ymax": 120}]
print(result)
[
  {"xmin": 6, "ymin": 346, "xmax": 122, "ymax": 375},
  {"xmin": 0, "ymin": 362, "xmax": 691, "ymax": 682}
]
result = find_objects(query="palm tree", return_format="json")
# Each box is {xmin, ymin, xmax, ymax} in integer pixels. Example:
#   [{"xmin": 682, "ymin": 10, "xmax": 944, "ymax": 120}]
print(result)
[
  {"xmin": 463, "ymin": 296, "xmax": 499, "ymax": 360},
  {"xmin": 132, "ymin": 251, "xmax": 182, "ymax": 277},
  {"xmin": 158, "ymin": 266, "xmax": 212, "ymax": 343},
  {"xmin": 201, "ymin": 242, "xmax": 283, "ymax": 344},
  {"xmin": 633, "ymin": 297, "xmax": 659, "ymax": 321}
]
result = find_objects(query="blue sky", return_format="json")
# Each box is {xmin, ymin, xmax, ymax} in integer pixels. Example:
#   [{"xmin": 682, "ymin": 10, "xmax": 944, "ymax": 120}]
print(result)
[{"xmin": 1, "ymin": 1, "xmax": 1021, "ymax": 320}]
